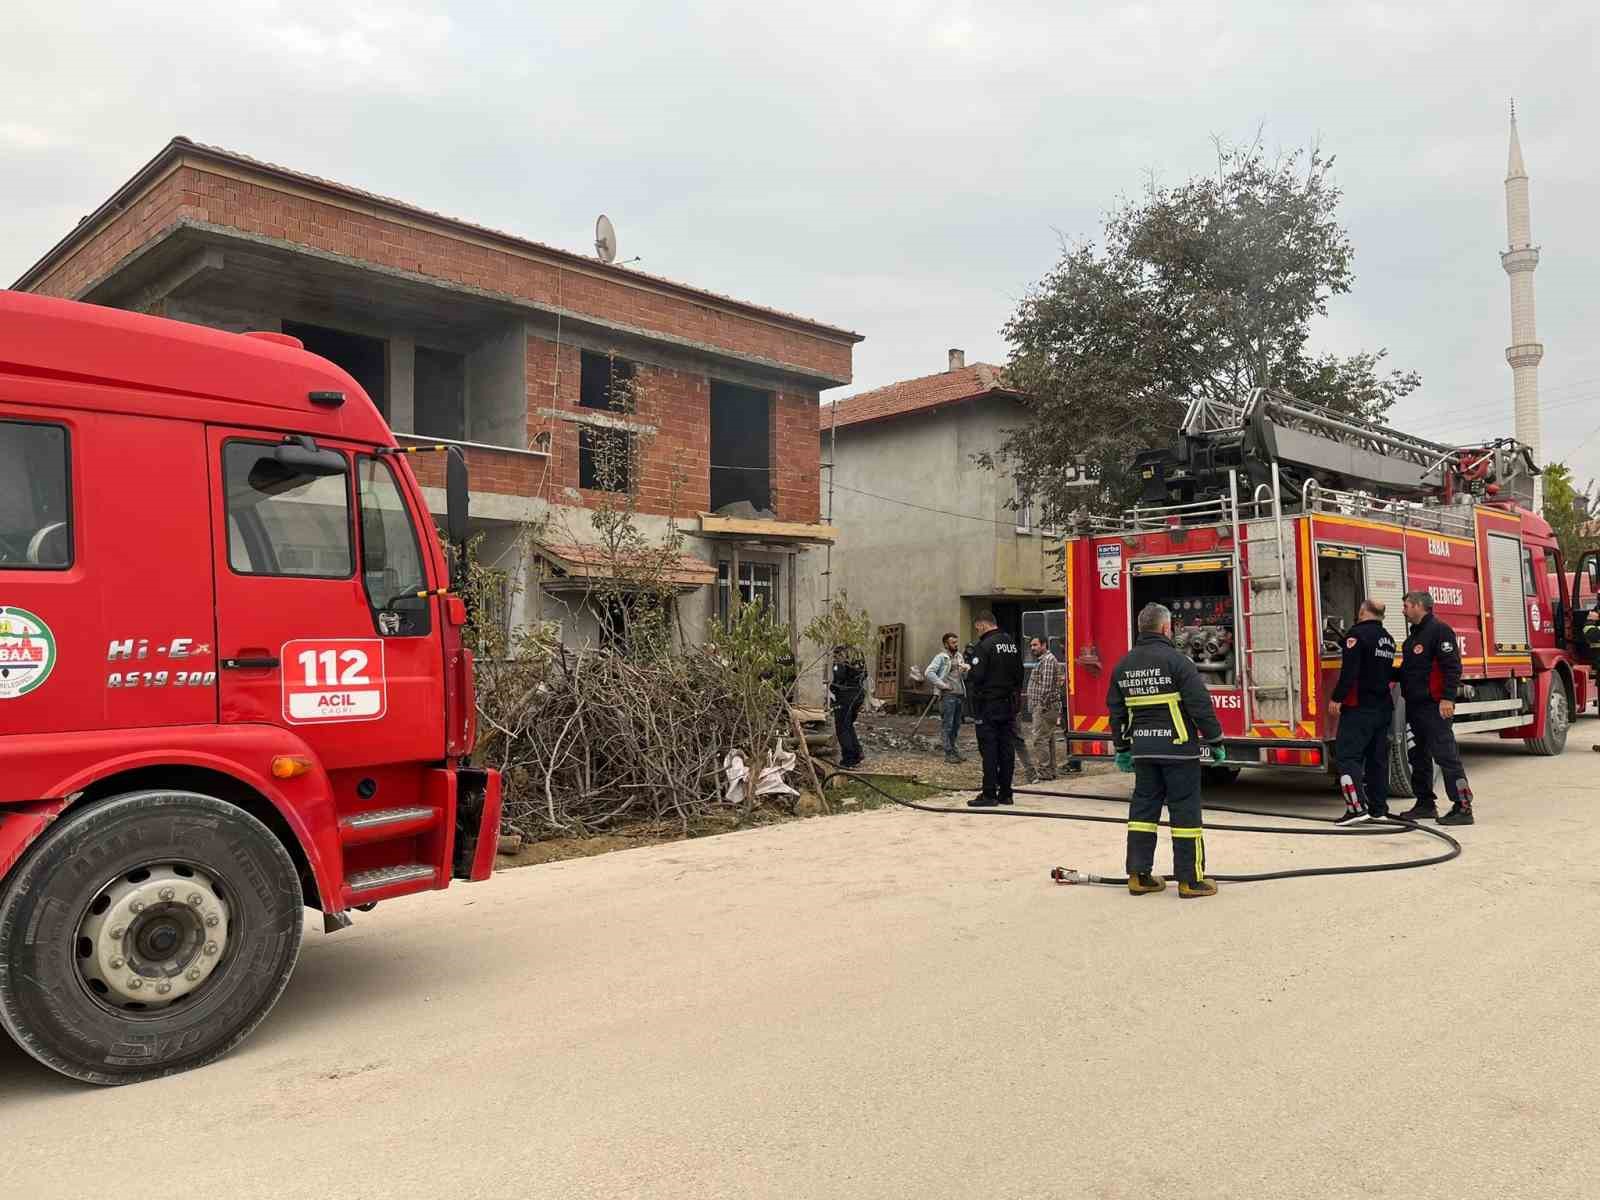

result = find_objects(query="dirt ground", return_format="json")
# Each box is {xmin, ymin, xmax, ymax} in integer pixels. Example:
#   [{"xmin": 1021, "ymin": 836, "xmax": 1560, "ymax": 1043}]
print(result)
[{"xmin": 5, "ymin": 724, "xmax": 1599, "ymax": 1198}]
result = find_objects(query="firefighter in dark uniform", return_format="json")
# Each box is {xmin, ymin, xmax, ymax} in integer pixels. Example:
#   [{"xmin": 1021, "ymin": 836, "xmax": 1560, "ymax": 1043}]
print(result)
[
  {"xmin": 1329, "ymin": 597, "xmax": 1397, "ymax": 825},
  {"xmin": 830, "ymin": 645, "xmax": 866, "ymax": 770},
  {"xmin": 1583, "ymin": 604, "xmax": 1600, "ymax": 664},
  {"xmin": 965, "ymin": 610, "xmax": 1024, "ymax": 807},
  {"xmin": 1397, "ymin": 590, "xmax": 1474, "ymax": 825},
  {"xmin": 1106, "ymin": 602, "xmax": 1226, "ymax": 898}
]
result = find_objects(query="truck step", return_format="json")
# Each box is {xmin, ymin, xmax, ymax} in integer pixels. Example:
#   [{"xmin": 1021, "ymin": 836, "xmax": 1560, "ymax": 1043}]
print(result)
[
  {"xmin": 342, "ymin": 863, "xmax": 437, "ymax": 905},
  {"xmin": 339, "ymin": 806, "xmax": 439, "ymax": 846}
]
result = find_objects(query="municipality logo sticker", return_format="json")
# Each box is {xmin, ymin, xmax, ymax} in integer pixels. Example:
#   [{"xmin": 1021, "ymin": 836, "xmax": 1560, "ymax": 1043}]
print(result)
[{"xmin": 0, "ymin": 606, "xmax": 58, "ymax": 699}]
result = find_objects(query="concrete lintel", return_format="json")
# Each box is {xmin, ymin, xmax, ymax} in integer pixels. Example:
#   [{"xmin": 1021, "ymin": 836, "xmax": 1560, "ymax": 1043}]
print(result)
[{"xmin": 538, "ymin": 406, "xmax": 658, "ymax": 437}]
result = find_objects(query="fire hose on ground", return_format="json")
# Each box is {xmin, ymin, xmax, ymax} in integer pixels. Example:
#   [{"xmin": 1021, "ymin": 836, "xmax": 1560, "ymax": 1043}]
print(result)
[{"xmin": 815, "ymin": 765, "xmax": 1463, "ymax": 885}]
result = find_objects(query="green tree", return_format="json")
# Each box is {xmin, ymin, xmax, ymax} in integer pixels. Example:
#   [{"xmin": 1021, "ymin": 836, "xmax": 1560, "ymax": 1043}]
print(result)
[
  {"xmin": 993, "ymin": 139, "xmax": 1421, "ymax": 516},
  {"xmin": 1542, "ymin": 462, "xmax": 1599, "ymax": 563}
]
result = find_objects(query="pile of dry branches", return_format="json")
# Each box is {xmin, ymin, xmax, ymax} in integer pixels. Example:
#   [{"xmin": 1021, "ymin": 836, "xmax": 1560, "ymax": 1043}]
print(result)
[{"xmin": 475, "ymin": 637, "xmax": 793, "ymax": 839}]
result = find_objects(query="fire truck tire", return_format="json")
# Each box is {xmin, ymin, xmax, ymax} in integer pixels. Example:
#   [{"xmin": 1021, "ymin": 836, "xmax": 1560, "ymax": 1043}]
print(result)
[
  {"xmin": 1524, "ymin": 676, "xmax": 1571, "ymax": 756},
  {"xmin": 1386, "ymin": 699, "xmax": 1416, "ymax": 800},
  {"xmin": 0, "ymin": 789, "xmax": 304, "ymax": 1086}
]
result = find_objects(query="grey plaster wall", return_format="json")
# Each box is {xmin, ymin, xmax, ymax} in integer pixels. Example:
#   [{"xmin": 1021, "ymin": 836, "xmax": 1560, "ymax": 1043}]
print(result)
[{"xmin": 821, "ymin": 397, "xmax": 1061, "ymax": 676}]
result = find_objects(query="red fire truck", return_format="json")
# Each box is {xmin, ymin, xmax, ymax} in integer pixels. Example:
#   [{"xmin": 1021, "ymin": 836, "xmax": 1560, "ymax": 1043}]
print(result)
[
  {"xmin": 0, "ymin": 293, "xmax": 501, "ymax": 1084},
  {"xmin": 1062, "ymin": 390, "xmax": 1597, "ymax": 791}
]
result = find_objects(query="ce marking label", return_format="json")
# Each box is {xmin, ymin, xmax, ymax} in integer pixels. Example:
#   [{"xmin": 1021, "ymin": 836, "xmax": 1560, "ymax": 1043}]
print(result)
[{"xmin": 1099, "ymin": 570, "xmax": 1122, "ymax": 589}]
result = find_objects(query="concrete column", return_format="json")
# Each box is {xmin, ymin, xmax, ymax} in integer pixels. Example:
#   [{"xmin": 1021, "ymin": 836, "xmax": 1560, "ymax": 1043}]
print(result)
[{"xmin": 388, "ymin": 337, "xmax": 416, "ymax": 435}]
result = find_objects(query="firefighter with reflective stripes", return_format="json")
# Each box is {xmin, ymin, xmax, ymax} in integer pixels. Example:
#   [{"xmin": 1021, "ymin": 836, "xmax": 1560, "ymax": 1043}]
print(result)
[
  {"xmin": 1583, "ymin": 605, "xmax": 1600, "ymax": 663},
  {"xmin": 1106, "ymin": 602, "xmax": 1225, "ymax": 898},
  {"xmin": 1398, "ymin": 590, "xmax": 1474, "ymax": 826},
  {"xmin": 1329, "ymin": 597, "xmax": 1397, "ymax": 825}
]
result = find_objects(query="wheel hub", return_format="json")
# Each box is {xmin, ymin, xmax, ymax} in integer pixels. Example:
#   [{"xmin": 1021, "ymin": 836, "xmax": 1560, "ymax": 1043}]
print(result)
[
  {"xmin": 77, "ymin": 864, "xmax": 230, "ymax": 1009},
  {"xmin": 1549, "ymin": 687, "xmax": 1570, "ymax": 737}
]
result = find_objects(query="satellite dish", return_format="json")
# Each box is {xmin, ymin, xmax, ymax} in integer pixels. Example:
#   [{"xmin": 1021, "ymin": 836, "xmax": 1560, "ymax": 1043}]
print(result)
[{"xmin": 594, "ymin": 214, "xmax": 617, "ymax": 263}]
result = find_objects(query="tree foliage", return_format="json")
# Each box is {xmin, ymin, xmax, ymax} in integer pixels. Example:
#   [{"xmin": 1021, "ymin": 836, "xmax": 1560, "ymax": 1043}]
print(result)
[
  {"xmin": 1542, "ymin": 463, "xmax": 1600, "ymax": 564},
  {"xmin": 993, "ymin": 139, "xmax": 1421, "ymax": 517}
]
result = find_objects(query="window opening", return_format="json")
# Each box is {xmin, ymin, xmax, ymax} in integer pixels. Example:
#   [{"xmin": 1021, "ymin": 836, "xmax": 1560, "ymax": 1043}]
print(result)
[
  {"xmin": 579, "ymin": 426, "xmax": 634, "ymax": 492},
  {"xmin": 709, "ymin": 381, "xmax": 772, "ymax": 514},
  {"xmin": 580, "ymin": 351, "xmax": 635, "ymax": 412}
]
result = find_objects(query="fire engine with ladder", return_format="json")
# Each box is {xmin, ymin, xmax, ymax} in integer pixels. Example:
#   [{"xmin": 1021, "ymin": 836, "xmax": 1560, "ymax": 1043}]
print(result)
[{"xmin": 1062, "ymin": 389, "xmax": 1598, "ymax": 794}]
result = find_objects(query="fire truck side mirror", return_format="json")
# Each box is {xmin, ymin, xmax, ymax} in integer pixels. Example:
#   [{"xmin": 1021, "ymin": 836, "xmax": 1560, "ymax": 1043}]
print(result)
[{"xmin": 446, "ymin": 445, "xmax": 470, "ymax": 551}]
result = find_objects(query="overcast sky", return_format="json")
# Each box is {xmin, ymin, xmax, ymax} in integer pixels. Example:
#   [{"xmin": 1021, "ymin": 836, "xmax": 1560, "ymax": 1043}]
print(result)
[{"xmin": 4, "ymin": 1, "xmax": 1597, "ymax": 483}]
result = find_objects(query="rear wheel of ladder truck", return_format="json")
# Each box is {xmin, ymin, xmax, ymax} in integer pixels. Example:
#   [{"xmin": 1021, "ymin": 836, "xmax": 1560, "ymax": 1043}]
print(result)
[
  {"xmin": 1524, "ymin": 672, "xmax": 1571, "ymax": 756},
  {"xmin": 0, "ymin": 790, "xmax": 304, "ymax": 1086}
]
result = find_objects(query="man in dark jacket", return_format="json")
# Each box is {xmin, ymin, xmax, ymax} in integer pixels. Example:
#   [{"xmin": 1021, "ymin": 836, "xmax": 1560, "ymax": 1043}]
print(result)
[
  {"xmin": 1329, "ymin": 598, "xmax": 1397, "ymax": 825},
  {"xmin": 1583, "ymin": 605, "xmax": 1600, "ymax": 664},
  {"xmin": 965, "ymin": 611, "xmax": 1025, "ymax": 807},
  {"xmin": 1106, "ymin": 602, "xmax": 1226, "ymax": 898},
  {"xmin": 830, "ymin": 645, "xmax": 867, "ymax": 770},
  {"xmin": 1397, "ymin": 590, "xmax": 1474, "ymax": 825}
]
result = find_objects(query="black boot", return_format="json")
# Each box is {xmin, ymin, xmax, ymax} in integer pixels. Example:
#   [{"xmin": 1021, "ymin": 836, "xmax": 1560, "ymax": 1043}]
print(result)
[
  {"xmin": 1396, "ymin": 800, "xmax": 1439, "ymax": 821},
  {"xmin": 1438, "ymin": 803, "xmax": 1475, "ymax": 826}
]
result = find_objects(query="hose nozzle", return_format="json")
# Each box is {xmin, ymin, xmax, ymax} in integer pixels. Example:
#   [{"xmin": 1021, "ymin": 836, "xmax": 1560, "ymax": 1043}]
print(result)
[{"xmin": 1050, "ymin": 866, "xmax": 1091, "ymax": 885}]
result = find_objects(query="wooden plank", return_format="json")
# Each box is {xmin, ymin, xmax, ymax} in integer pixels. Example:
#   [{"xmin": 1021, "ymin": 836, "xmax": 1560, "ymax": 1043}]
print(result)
[{"xmin": 699, "ymin": 514, "xmax": 839, "ymax": 543}]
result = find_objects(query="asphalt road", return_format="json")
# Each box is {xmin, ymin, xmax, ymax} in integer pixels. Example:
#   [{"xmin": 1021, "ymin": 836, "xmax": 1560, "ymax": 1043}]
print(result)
[{"xmin": 4, "ymin": 728, "xmax": 1598, "ymax": 1199}]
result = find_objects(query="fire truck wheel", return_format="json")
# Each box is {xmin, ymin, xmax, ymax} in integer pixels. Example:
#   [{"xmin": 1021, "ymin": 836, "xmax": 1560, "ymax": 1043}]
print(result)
[
  {"xmin": 1524, "ymin": 678, "xmax": 1571, "ymax": 756},
  {"xmin": 1386, "ymin": 700, "xmax": 1416, "ymax": 800},
  {"xmin": 0, "ymin": 789, "xmax": 304, "ymax": 1086}
]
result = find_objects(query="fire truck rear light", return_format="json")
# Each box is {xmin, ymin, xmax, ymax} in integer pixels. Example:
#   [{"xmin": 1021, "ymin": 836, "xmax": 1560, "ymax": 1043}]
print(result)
[
  {"xmin": 271, "ymin": 756, "xmax": 313, "ymax": 780},
  {"xmin": 1302, "ymin": 748, "xmax": 1323, "ymax": 766}
]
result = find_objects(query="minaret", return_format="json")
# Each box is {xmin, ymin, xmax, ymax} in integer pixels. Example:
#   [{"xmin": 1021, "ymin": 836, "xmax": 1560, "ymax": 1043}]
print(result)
[{"xmin": 1501, "ymin": 99, "xmax": 1544, "ymax": 510}]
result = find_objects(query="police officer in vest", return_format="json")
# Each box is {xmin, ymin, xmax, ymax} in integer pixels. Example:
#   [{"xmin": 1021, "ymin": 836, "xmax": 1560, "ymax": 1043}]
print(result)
[
  {"xmin": 1397, "ymin": 590, "xmax": 1474, "ymax": 825},
  {"xmin": 1107, "ymin": 602, "xmax": 1225, "ymax": 898},
  {"xmin": 965, "ymin": 610, "xmax": 1024, "ymax": 807},
  {"xmin": 1329, "ymin": 597, "xmax": 1397, "ymax": 825}
]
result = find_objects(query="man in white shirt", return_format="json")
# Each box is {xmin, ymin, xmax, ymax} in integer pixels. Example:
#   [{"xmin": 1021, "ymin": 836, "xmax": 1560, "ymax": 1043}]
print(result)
[{"xmin": 925, "ymin": 632, "xmax": 968, "ymax": 764}]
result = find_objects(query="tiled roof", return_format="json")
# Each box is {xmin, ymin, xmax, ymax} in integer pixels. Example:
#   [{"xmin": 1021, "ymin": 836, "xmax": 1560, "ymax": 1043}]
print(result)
[
  {"xmin": 819, "ymin": 363, "xmax": 1016, "ymax": 431},
  {"xmin": 535, "ymin": 542, "xmax": 718, "ymax": 589},
  {"xmin": 15, "ymin": 137, "xmax": 862, "ymax": 342}
]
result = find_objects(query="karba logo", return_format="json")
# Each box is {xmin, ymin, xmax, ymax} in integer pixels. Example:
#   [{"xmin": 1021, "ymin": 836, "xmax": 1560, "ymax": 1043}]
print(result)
[{"xmin": 1210, "ymin": 693, "xmax": 1243, "ymax": 709}]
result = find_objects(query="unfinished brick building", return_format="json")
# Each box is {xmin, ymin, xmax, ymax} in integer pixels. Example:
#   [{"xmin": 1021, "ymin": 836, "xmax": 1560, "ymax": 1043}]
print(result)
[{"xmin": 14, "ymin": 137, "xmax": 857, "ymax": 658}]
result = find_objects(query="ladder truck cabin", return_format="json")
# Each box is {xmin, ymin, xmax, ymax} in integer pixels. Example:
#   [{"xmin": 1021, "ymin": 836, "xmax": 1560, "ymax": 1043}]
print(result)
[
  {"xmin": 0, "ymin": 293, "xmax": 502, "ymax": 1085},
  {"xmin": 1062, "ymin": 389, "xmax": 1596, "ymax": 795}
]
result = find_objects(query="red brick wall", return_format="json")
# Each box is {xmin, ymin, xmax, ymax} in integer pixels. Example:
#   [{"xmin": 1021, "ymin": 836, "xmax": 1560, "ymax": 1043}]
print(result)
[
  {"xmin": 29, "ymin": 159, "xmax": 835, "ymax": 528},
  {"xmin": 32, "ymin": 160, "xmax": 854, "ymax": 382},
  {"xmin": 774, "ymin": 389, "xmax": 823, "ymax": 524}
]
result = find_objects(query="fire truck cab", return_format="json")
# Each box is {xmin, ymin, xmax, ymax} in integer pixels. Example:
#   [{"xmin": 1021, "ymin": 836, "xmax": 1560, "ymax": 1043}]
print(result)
[
  {"xmin": 0, "ymin": 293, "xmax": 501, "ymax": 1084},
  {"xmin": 1063, "ymin": 390, "xmax": 1594, "ymax": 792}
]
